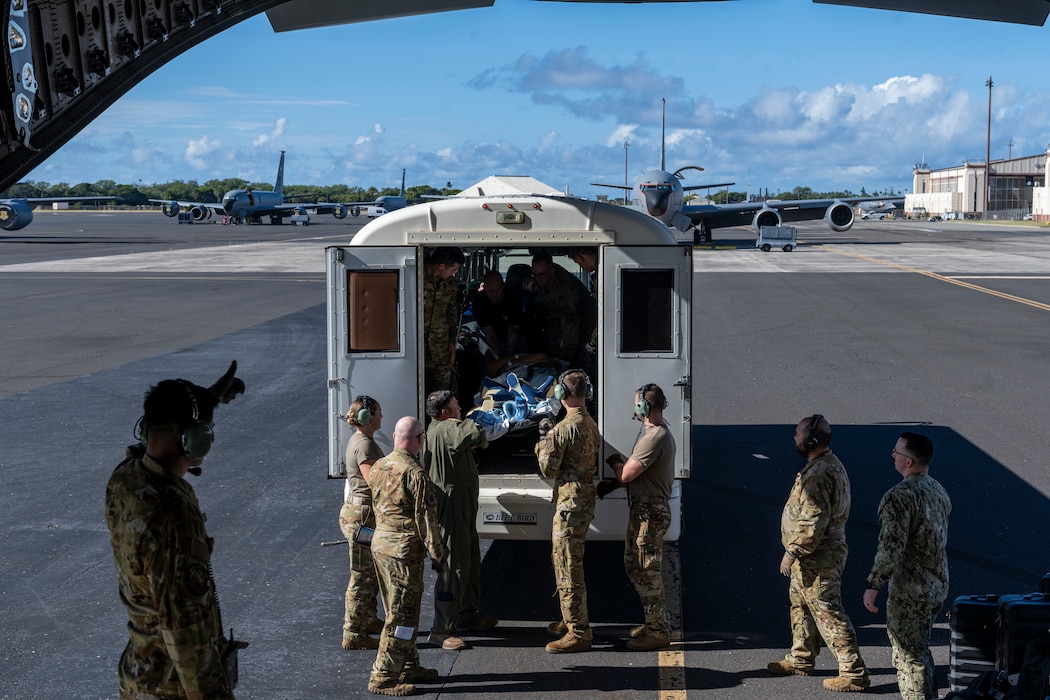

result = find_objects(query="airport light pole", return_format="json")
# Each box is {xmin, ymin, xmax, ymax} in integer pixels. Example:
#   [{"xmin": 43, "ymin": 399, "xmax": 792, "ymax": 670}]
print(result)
[
  {"xmin": 623, "ymin": 139, "xmax": 630, "ymax": 205},
  {"xmin": 985, "ymin": 76, "xmax": 993, "ymax": 219}
]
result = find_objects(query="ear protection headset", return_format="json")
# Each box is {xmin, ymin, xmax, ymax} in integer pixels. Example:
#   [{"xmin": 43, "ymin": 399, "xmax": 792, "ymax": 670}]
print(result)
[
  {"xmin": 135, "ymin": 381, "xmax": 214, "ymax": 460},
  {"xmin": 553, "ymin": 370, "xmax": 593, "ymax": 401},
  {"xmin": 803, "ymin": 413, "xmax": 824, "ymax": 451},
  {"xmin": 634, "ymin": 383, "xmax": 668, "ymax": 419},
  {"xmin": 354, "ymin": 395, "xmax": 377, "ymax": 426}
]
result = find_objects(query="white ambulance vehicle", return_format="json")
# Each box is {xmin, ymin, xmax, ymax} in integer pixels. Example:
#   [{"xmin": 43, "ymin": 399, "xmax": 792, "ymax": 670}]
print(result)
[{"xmin": 326, "ymin": 193, "xmax": 691, "ymax": 540}]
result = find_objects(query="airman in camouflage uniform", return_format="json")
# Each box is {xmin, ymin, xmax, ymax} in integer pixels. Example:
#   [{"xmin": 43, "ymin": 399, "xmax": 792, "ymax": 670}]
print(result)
[
  {"xmin": 339, "ymin": 395, "xmax": 385, "ymax": 651},
  {"xmin": 368, "ymin": 416, "xmax": 446, "ymax": 697},
  {"xmin": 423, "ymin": 247, "xmax": 464, "ymax": 395},
  {"xmin": 535, "ymin": 370, "xmax": 599, "ymax": 653},
  {"xmin": 863, "ymin": 432, "xmax": 951, "ymax": 700},
  {"xmin": 531, "ymin": 252, "xmax": 596, "ymax": 367},
  {"xmin": 105, "ymin": 363, "xmax": 245, "ymax": 699},
  {"xmin": 768, "ymin": 414, "xmax": 870, "ymax": 692},
  {"xmin": 604, "ymin": 384, "xmax": 676, "ymax": 651}
]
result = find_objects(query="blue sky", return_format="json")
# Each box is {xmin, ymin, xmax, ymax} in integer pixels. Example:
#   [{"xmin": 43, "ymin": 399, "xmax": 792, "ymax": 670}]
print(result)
[{"xmin": 24, "ymin": 0, "xmax": 1050, "ymax": 198}]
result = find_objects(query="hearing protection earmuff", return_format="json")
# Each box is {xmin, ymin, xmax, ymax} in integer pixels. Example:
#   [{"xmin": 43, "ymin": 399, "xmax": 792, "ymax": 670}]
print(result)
[
  {"xmin": 803, "ymin": 413, "xmax": 824, "ymax": 451},
  {"xmin": 355, "ymin": 395, "xmax": 377, "ymax": 426},
  {"xmin": 634, "ymin": 383, "xmax": 668, "ymax": 419},
  {"xmin": 133, "ymin": 381, "xmax": 214, "ymax": 459},
  {"xmin": 553, "ymin": 370, "xmax": 593, "ymax": 401},
  {"xmin": 176, "ymin": 381, "xmax": 215, "ymax": 460}
]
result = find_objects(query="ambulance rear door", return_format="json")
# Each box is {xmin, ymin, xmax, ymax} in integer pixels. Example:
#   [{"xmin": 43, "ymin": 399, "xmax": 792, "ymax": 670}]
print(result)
[
  {"xmin": 326, "ymin": 246, "xmax": 419, "ymax": 478},
  {"xmin": 595, "ymin": 243, "xmax": 692, "ymax": 539}
]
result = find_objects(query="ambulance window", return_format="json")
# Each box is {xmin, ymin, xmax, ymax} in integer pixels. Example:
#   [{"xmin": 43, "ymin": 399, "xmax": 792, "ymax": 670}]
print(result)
[
  {"xmin": 346, "ymin": 270, "xmax": 400, "ymax": 352},
  {"xmin": 620, "ymin": 269, "xmax": 673, "ymax": 353}
]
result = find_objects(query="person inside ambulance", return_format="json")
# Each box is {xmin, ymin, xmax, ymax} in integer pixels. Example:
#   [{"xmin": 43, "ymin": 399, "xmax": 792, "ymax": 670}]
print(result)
[
  {"xmin": 530, "ymin": 252, "xmax": 596, "ymax": 367},
  {"xmin": 472, "ymin": 270, "xmax": 523, "ymax": 360}
]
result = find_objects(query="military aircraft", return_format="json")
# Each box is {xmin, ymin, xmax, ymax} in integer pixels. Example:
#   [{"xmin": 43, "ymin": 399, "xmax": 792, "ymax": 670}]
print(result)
[
  {"xmin": 593, "ymin": 100, "xmax": 896, "ymax": 243},
  {"xmin": 0, "ymin": 196, "xmax": 119, "ymax": 231},
  {"xmin": 149, "ymin": 151, "xmax": 348, "ymax": 225},
  {"xmin": 344, "ymin": 169, "xmax": 408, "ymax": 218}
]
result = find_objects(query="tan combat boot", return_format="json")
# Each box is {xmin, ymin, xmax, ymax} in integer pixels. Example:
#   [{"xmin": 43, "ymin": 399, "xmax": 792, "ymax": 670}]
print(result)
[
  {"xmin": 766, "ymin": 659, "xmax": 814, "ymax": 676},
  {"xmin": 545, "ymin": 630, "xmax": 592, "ymax": 654},
  {"xmin": 823, "ymin": 676, "xmax": 870, "ymax": 692},
  {"xmin": 367, "ymin": 680, "xmax": 415, "ymax": 696},
  {"xmin": 627, "ymin": 631, "xmax": 670, "ymax": 651}
]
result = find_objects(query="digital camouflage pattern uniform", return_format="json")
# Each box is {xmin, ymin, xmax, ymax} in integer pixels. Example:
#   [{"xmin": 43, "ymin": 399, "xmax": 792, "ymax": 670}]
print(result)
[
  {"xmin": 865, "ymin": 473, "xmax": 951, "ymax": 700},
  {"xmin": 339, "ymin": 431, "xmax": 384, "ymax": 645},
  {"xmin": 105, "ymin": 444, "xmax": 234, "ymax": 700},
  {"xmin": 422, "ymin": 417, "xmax": 488, "ymax": 636},
  {"xmin": 423, "ymin": 272, "xmax": 460, "ymax": 394},
  {"xmin": 622, "ymin": 421, "xmax": 676, "ymax": 638},
  {"xmin": 368, "ymin": 447, "xmax": 446, "ymax": 687},
  {"xmin": 780, "ymin": 450, "xmax": 869, "ymax": 684},
  {"xmin": 536, "ymin": 264, "xmax": 595, "ymax": 366},
  {"xmin": 535, "ymin": 405, "xmax": 599, "ymax": 639}
]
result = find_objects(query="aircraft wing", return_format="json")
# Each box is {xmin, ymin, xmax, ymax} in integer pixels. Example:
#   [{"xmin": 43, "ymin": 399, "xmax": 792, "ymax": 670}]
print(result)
[
  {"xmin": 590, "ymin": 182, "xmax": 633, "ymax": 191},
  {"xmin": 22, "ymin": 196, "xmax": 119, "ymax": 204},
  {"xmin": 683, "ymin": 182, "xmax": 735, "ymax": 192},
  {"xmin": 683, "ymin": 195, "xmax": 896, "ymax": 232}
]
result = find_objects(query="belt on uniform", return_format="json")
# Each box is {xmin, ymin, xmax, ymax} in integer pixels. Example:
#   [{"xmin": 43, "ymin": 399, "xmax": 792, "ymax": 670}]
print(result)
[
  {"xmin": 629, "ymin": 495, "xmax": 668, "ymax": 505},
  {"xmin": 345, "ymin": 496, "xmax": 371, "ymax": 506}
]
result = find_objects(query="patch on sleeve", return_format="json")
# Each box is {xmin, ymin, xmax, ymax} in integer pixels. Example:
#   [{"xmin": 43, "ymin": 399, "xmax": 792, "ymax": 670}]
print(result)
[{"xmin": 186, "ymin": 563, "xmax": 211, "ymax": 597}]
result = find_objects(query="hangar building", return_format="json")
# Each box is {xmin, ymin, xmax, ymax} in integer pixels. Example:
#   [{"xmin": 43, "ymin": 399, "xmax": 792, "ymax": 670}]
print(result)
[{"xmin": 905, "ymin": 151, "xmax": 1050, "ymax": 221}]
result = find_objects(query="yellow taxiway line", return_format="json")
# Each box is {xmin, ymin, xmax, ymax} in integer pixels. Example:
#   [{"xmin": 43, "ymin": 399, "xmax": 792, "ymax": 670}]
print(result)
[
  {"xmin": 659, "ymin": 544, "xmax": 688, "ymax": 699},
  {"xmin": 822, "ymin": 245, "xmax": 1050, "ymax": 313}
]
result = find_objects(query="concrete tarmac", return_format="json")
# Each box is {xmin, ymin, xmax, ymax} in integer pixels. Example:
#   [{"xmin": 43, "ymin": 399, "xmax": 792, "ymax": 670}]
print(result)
[{"xmin": 2, "ymin": 212, "xmax": 1049, "ymax": 699}]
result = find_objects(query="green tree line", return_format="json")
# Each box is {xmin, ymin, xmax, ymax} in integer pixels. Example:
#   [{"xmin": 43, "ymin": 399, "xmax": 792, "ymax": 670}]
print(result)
[
  {"xmin": 5, "ymin": 179, "xmax": 902, "ymax": 207},
  {"xmin": 690, "ymin": 185, "xmax": 902, "ymax": 205},
  {"xmin": 1, "ymin": 180, "xmax": 463, "ymax": 206}
]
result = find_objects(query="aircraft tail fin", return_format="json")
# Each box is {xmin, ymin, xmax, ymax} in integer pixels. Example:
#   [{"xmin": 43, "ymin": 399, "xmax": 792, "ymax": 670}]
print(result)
[
  {"xmin": 274, "ymin": 151, "xmax": 286, "ymax": 195},
  {"xmin": 660, "ymin": 97, "xmax": 666, "ymax": 171}
]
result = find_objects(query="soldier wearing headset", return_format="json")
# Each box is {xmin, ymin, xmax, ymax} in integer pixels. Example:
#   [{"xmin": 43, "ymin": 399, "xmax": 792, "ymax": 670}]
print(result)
[
  {"xmin": 767, "ymin": 414, "xmax": 870, "ymax": 693},
  {"xmin": 105, "ymin": 362, "xmax": 247, "ymax": 699},
  {"xmin": 599, "ymin": 383, "xmax": 676, "ymax": 651}
]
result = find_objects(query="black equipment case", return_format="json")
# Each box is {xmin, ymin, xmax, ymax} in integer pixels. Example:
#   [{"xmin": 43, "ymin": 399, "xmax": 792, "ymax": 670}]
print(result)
[
  {"xmin": 949, "ymin": 594, "xmax": 1001, "ymax": 693},
  {"xmin": 996, "ymin": 593, "xmax": 1050, "ymax": 676}
]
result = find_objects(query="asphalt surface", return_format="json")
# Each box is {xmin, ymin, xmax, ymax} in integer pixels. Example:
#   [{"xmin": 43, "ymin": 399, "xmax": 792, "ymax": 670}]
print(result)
[{"xmin": 2, "ymin": 211, "xmax": 1050, "ymax": 699}]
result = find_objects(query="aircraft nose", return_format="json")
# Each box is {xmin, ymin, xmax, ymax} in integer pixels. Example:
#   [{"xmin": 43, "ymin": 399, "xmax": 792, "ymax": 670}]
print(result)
[
  {"xmin": 223, "ymin": 196, "xmax": 236, "ymax": 214},
  {"xmin": 643, "ymin": 188, "xmax": 670, "ymax": 217}
]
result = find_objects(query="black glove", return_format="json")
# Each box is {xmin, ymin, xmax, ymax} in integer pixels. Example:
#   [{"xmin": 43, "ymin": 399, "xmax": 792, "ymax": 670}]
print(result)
[
  {"xmin": 537, "ymin": 417, "xmax": 553, "ymax": 438},
  {"xmin": 208, "ymin": 360, "xmax": 246, "ymax": 404},
  {"xmin": 596, "ymin": 478, "xmax": 622, "ymax": 500},
  {"xmin": 606, "ymin": 454, "xmax": 625, "ymax": 469},
  {"xmin": 431, "ymin": 555, "xmax": 447, "ymax": 574}
]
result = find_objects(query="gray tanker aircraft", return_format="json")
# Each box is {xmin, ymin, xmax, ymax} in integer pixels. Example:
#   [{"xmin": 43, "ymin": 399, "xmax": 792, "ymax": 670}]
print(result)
[
  {"xmin": 342, "ymin": 168, "xmax": 409, "ymax": 218},
  {"xmin": 149, "ymin": 151, "xmax": 348, "ymax": 225},
  {"xmin": 594, "ymin": 101, "xmax": 901, "ymax": 243}
]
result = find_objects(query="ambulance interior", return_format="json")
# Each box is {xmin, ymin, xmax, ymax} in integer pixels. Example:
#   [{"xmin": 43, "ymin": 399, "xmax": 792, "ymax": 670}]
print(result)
[{"xmin": 451, "ymin": 246, "xmax": 590, "ymax": 477}]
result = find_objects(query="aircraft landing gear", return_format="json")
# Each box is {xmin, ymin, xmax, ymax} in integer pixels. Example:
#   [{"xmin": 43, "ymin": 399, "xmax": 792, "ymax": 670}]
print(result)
[{"xmin": 693, "ymin": 224, "xmax": 711, "ymax": 247}]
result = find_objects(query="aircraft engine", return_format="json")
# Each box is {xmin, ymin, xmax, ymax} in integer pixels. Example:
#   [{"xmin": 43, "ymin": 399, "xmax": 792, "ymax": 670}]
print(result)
[
  {"xmin": 161, "ymin": 202, "xmax": 180, "ymax": 217},
  {"xmin": 190, "ymin": 206, "xmax": 211, "ymax": 221},
  {"xmin": 350, "ymin": 205, "xmax": 361, "ymax": 218},
  {"xmin": 333, "ymin": 204, "xmax": 348, "ymax": 219},
  {"xmin": 0, "ymin": 200, "xmax": 34, "ymax": 230},
  {"xmin": 825, "ymin": 201, "xmax": 854, "ymax": 232},
  {"xmin": 751, "ymin": 207, "xmax": 782, "ymax": 232}
]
